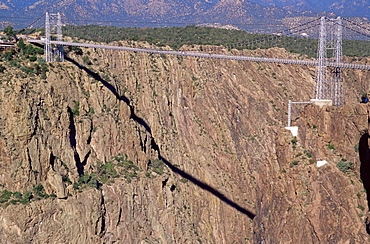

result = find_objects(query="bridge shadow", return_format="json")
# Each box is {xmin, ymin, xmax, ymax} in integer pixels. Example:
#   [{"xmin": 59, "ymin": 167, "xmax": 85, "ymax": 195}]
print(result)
[
  {"xmin": 65, "ymin": 56, "xmax": 255, "ymax": 219},
  {"xmin": 65, "ymin": 57, "xmax": 152, "ymax": 134},
  {"xmin": 359, "ymin": 132, "xmax": 370, "ymax": 234}
]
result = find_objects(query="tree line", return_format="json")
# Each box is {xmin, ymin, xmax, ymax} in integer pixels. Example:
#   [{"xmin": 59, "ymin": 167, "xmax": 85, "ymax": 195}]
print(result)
[{"xmin": 15, "ymin": 25, "xmax": 370, "ymax": 58}]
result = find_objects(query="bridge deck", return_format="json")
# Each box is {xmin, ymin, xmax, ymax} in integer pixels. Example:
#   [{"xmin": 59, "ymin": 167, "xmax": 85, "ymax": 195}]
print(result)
[{"xmin": 28, "ymin": 39, "xmax": 370, "ymax": 70}]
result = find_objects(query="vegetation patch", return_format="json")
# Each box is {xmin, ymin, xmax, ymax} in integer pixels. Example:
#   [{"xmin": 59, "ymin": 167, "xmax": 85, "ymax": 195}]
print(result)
[
  {"xmin": 0, "ymin": 31, "xmax": 48, "ymax": 78},
  {"xmin": 336, "ymin": 159, "xmax": 354, "ymax": 173},
  {"xmin": 304, "ymin": 150, "xmax": 312, "ymax": 158},
  {"xmin": 358, "ymin": 204, "xmax": 365, "ymax": 211},
  {"xmin": 290, "ymin": 160, "xmax": 299, "ymax": 167},
  {"xmin": 50, "ymin": 25, "xmax": 370, "ymax": 57},
  {"xmin": 327, "ymin": 143, "xmax": 335, "ymax": 150},
  {"xmin": 0, "ymin": 183, "xmax": 56, "ymax": 207},
  {"xmin": 148, "ymin": 159, "xmax": 166, "ymax": 175},
  {"xmin": 73, "ymin": 154, "xmax": 142, "ymax": 190},
  {"xmin": 180, "ymin": 178, "xmax": 189, "ymax": 183},
  {"xmin": 82, "ymin": 55, "xmax": 92, "ymax": 65},
  {"xmin": 290, "ymin": 137, "xmax": 298, "ymax": 145},
  {"xmin": 71, "ymin": 101, "xmax": 80, "ymax": 115}
]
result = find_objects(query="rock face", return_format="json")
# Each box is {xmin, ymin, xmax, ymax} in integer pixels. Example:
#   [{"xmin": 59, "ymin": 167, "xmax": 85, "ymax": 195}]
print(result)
[{"xmin": 0, "ymin": 44, "xmax": 369, "ymax": 243}]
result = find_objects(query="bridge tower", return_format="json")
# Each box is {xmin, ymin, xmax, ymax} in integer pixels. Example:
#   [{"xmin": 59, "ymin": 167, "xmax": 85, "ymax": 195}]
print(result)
[
  {"xmin": 45, "ymin": 12, "xmax": 64, "ymax": 62},
  {"xmin": 314, "ymin": 16, "xmax": 343, "ymax": 106}
]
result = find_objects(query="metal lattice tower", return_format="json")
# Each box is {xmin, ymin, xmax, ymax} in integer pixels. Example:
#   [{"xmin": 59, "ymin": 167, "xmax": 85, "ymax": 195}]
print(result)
[
  {"xmin": 45, "ymin": 12, "xmax": 64, "ymax": 62},
  {"xmin": 314, "ymin": 16, "xmax": 343, "ymax": 106}
]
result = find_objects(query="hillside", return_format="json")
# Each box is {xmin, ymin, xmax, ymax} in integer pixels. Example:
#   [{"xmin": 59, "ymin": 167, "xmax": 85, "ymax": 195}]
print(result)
[
  {"xmin": 0, "ymin": 39, "xmax": 369, "ymax": 242},
  {"xmin": 60, "ymin": 25, "xmax": 369, "ymax": 57}
]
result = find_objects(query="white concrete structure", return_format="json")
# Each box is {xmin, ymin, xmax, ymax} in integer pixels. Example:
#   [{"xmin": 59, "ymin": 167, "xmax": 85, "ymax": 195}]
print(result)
[
  {"xmin": 310, "ymin": 99, "xmax": 333, "ymax": 108},
  {"xmin": 316, "ymin": 160, "xmax": 328, "ymax": 167},
  {"xmin": 285, "ymin": 126, "xmax": 299, "ymax": 137}
]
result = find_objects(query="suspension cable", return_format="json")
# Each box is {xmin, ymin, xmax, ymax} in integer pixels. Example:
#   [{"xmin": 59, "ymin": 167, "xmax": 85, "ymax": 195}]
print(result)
[{"xmin": 25, "ymin": 13, "xmax": 46, "ymax": 29}]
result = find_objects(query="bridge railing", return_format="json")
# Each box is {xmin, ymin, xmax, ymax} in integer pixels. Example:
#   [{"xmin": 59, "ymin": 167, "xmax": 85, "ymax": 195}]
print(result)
[{"xmin": 27, "ymin": 39, "xmax": 370, "ymax": 70}]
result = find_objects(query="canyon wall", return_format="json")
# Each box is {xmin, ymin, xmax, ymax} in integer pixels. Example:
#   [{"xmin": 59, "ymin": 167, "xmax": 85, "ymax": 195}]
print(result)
[{"xmin": 0, "ymin": 45, "xmax": 369, "ymax": 243}]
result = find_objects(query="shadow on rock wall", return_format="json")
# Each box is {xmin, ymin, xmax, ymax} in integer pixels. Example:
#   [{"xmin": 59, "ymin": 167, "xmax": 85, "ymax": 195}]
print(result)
[
  {"xmin": 359, "ymin": 132, "xmax": 370, "ymax": 234},
  {"xmin": 65, "ymin": 56, "xmax": 256, "ymax": 220}
]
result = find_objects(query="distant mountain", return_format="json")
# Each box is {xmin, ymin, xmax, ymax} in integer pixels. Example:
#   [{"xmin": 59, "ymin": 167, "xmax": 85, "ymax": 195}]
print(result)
[
  {"xmin": 0, "ymin": 0, "xmax": 39, "ymax": 9},
  {"xmin": 0, "ymin": 0, "xmax": 292, "ymax": 31},
  {"xmin": 0, "ymin": 0, "xmax": 368, "ymax": 31},
  {"xmin": 251, "ymin": 0, "xmax": 370, "ymax": 18}
]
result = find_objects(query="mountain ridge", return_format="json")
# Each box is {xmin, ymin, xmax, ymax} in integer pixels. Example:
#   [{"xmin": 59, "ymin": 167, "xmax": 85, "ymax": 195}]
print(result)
[{"xmin": 0, "ymin": 0, "xmax": 368, "ymax": 31}]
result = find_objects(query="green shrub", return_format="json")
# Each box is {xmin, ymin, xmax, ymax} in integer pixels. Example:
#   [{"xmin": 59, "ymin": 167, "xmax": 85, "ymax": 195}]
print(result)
[
  {"xmin": 20, "ymin": 191, "xmax": 32, "ymax": 203},
  {"xmin": 83, "ymin": 56, "xmax": 92, "ymax": 65},
  {"xmin": 9, "ymin": 60, "xmax": 20, "ymax": 67},
  {"xmin": 71, "ymin": 46, "xmax": 83, "ymax": 55},
  {"xmin": 114, "ymin": 155, "xmax": 139, "ymax": 171},
  {"xmin": 304, "ymin": 150, "xmax": 312, "ymax": 158},
  {"xmin": 13, "ymin": 192, "xmax": 22, "ymax": 199},
  {"xmin": 98, "ymin": 161, "xmax": 119, "ymax": 178},
  {"xmin": 28, "ymin": 56, "xmax": 37, "ymax": 62},
  {"xmin": 295, "ymin": 153, "xmax": 303, "ymax": 157},
  {"xmin": 73, "ymin": 182, "xmax": 79, "ymax": 190},
  {"xmin": 0, "ymin": 64, "xmax": 6, "ymax": 73},
  {"xmin": 124, "ymin": 175, "xmax": 132, "ymax": 183},
  {"xmin": 62, "ymin": 176, "xmax": 72, "ymax": 185},
  {"xmin": 33, "ymin": 184, "xmax": 49, "ymax": 198},
  {"xmin": 37, "ymin": 57, "xmax": 46, "ymax": 65},
  {"xmin": 78, "ymin": 174, "xmax": 100, "ymax": 189},
  {"xmin": 327, "ymin": 143, "xmax": 335, "ymax": 150},
  {"xmin": 149, "ymin": 159, "xmax": 165, "ymax": 175},
  {"xmin": 290, "ymin": 161, "xmax": 299, "ymax": 167},
  {"xmin": 72, "ymin": 154, "xmax": 141, "ymax": 191},
  {"xmin": 358, "ymin": 204, "xmax": 365, "ymax": 211},
  {"xmin": 0, "ymin": 190, "xmax": 12, "ymax": 203},
  {"xmin": 87, "ymin": 174, "xmax": 99, "ymax": 188},
  {"xmin": 71, "ymin": 101, "xmax": 80, "ymax": 115},
  {"xmin": 290, "ymin": 137, "xmax": 298, "ymax": 145},
  {"xmin": 78, "ymin": 175, "xmax": 91, "ymax": 184},
  {"xmin": 33, "ymin": 184, "xmax": 44, "ymax": 192},
  {"xmin": 3, "ymin": 51, "xmax": 13, "ymax": 61},
  {"xmin": 180, "ymin": 178, "xmax": 189, "ymax": 183},
  {"xmin": 336, "ymin": 159, "xmax": 354, "ymax": 173},
  {"xmin": 10, "ymin": 199, "xmax": 19, "ymax": 205},
  {"xmin": 20, "ymin": 66, "xmax": 33, "ymax": 73}
]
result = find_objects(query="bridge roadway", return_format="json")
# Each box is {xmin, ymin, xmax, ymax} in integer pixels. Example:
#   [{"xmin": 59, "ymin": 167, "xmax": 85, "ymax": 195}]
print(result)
[{"xmin": 28, "ymin": 39, "xmax": 370, "ymax": 71}]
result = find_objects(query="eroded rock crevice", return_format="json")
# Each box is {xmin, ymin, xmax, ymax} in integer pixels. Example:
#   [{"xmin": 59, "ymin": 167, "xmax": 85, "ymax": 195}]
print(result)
[
  {"xmin": 67, "ymin": 106, "xmax": 84, "ymax": 175},
  {"xmin": 359, "ymin": 133, "xmax": 370, "ymax": 205},
  {"xmin": 359, "ymin": 109, "xmax": 370, "ymax": 234},
  {"xmin": 49, "ymin": 152, "xmax": 55, "ymax": 170}
]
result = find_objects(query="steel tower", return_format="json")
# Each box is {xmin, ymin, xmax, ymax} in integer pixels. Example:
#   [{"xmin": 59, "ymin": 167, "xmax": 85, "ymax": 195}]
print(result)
[
  {"xmin": 45, "ymin": 12, "xmax": 64, "ymax": 62},
  {"xmin": 314, "ymin": 17, "xmax": 343, "ymax": 106}
]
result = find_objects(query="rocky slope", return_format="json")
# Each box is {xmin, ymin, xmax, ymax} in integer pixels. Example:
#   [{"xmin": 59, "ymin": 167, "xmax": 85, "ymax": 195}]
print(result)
[{"xmin": 0, "ymin": 42, "xmax": 369, "ymax": 243}]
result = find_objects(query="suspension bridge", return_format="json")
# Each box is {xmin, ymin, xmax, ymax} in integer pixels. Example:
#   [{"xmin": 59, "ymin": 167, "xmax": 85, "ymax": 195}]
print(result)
[{"xmin": 23, "ymin": 13, "xmax": 370, "ymax": 106}]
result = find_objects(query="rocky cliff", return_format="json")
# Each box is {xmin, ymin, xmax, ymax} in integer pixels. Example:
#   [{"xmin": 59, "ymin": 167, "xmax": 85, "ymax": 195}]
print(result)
[{"xmin": 0, "ymin": 43, "xmax": 369, "ymax": 243}]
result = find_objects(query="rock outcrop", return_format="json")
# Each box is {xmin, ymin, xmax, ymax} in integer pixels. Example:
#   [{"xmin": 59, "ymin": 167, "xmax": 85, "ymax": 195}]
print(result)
[{"xmin": 0, "ymin": 44, "xmax": 369, "ymax": 243}]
